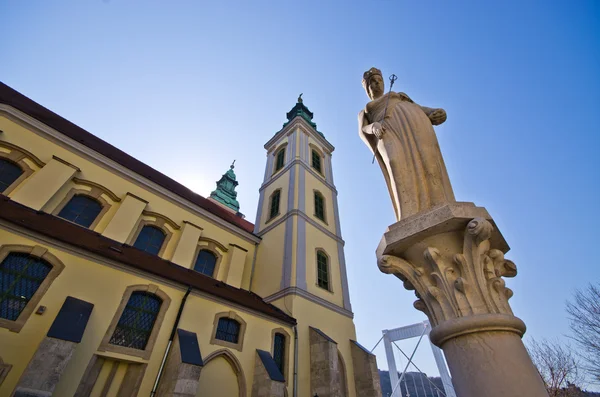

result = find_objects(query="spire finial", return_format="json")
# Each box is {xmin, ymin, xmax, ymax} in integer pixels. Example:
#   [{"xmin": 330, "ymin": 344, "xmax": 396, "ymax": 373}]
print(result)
[
  {"xmin": 230, "ymin": 160, "xmax": 236, "ymax": 169},
  {"xmin": 298, "ymin": 93, "xmax": 303, "ymax": 103}
]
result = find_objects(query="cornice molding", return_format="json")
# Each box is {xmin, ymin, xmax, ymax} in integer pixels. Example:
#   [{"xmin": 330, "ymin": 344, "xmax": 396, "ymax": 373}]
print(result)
[
  {"xmin": 259, "ymin": 159, "xmax": 338, "ymax": 195},
  {"xmin": 72, "ymin": 177, "xmax": 121, "ymax": 202},
  {"xmin": 257, "ymin": 209, "xmax": 344, "ymax": 245},
  {"xmin": 265, "ymin": 117, "xmax": 335, "ymax": 153},
  {"xmin": 142, "ymin": 210, "xmax": 180, "ymax": 230},
  {"xmin": 264, "ymin": 287, "xmax": 354, "ymax": 319},
  {"xmin": 0, "ymin": 139, "xmax": 45, "ymax": 168},
  {"xmin": 0, "ymin": 218, "xmax": 292, "ymax": 327},
  {"xmin": 0, "ymin": 104, "xmax": 260, "ymax": 244}
]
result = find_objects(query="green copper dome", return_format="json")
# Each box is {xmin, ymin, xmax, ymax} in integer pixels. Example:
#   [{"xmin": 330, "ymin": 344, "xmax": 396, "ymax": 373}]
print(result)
[
  {"xmin": 209, "ymin": 161, "xmax": 240, "ymax": 212},
  {"xmin": 282, "ymin": 94, "xmax": 325, "ymax": 138}
]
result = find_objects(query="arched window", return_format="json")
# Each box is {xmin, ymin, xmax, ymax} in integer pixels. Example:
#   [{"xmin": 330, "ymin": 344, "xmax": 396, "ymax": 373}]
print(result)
[
  {"xmin": 269, "ymin": 189, "xmax": 281, "ymax": 220},
  {"xmin": 133, "ymin": 225, "xmax": 166, "ymax": 256},
  {"xmin": 314, "ymin": 191, "xmax": 326, "ymax": 222},
  {"xmin": 194, "ymin": 249, "xmax": 217, "ymax": 277},
  {"xmin": 274, "ymin": 148, "xmax": 286, "ymax": 173},
  {"xmin": 215, "ymin": 318, "xmax": 241, "ymax": 343},
  {"xmin": 109, "ymin": 291, "xmax": 162, "ymax": 350},
  {"xmin": 57, "ymin": 195, "xmax": 103, "ymax": 228},
  {"xmin": 317, "ymin": 250, "xmax": 330, "ymax": 290},
  {"xmin": 0, "ymin": 253, "xmax": 52, "ymax": 321},
  {"xmin": 273, "ymin": 332, "xmax": 286, "ymax": 376},
  {"xmin": 311, "ymin": 149, "xmax": 322, "ymax": 174},
  {"xmin": 0, "ymin": 159, "xmax": 23, "ymax": 193}
]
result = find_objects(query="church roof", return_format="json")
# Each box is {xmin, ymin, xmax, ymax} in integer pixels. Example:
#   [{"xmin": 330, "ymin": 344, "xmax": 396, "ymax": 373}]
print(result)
[
  {"xmin": 0, "ymin": 196, "xmax": 296, "ymax": 325},
  {"xmin": 0, "ymin": 82, "xmax": 255, "ymax": 234}
]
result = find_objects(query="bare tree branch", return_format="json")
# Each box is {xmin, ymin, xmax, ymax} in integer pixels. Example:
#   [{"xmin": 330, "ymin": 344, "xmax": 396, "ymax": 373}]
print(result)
[
  {"xmin": 527, "ymin": 338, "xmax": 585, "ymax": 397},
  {"xmin": 567, "ymin": 283, "xmax": 600, "ymax": 384}
]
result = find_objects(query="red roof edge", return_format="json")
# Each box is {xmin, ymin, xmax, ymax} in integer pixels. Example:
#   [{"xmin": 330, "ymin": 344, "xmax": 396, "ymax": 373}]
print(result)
[
  {"xmin": 0, "ymin": 82, "xmax": 255, "ymax": 234},
  {"xmin": 0, "ymin": 196, "xmax": 295, "ymax": 325}
]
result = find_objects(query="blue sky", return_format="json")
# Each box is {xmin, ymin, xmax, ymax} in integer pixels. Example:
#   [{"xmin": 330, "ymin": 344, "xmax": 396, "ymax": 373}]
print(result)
[{"xmin": 2, "ymin": 0, "xmax": 599, "ymax": 386}]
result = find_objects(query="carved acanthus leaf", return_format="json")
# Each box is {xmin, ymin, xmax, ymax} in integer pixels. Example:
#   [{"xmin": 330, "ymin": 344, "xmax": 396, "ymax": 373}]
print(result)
[{"xmin": 378, "ymin": 218, "xmax": 517, "ymax": 326}]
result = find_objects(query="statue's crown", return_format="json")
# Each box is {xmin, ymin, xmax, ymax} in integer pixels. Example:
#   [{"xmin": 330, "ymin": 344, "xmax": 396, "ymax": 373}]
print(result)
[{"xmin": 363, "ymin": 67, "xmax": 382, "ymax": 85}]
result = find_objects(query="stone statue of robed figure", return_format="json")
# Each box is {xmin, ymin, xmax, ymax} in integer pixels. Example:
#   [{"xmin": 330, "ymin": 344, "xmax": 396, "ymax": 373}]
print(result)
[{"xmin": 359, "ymin": 67, "xmax": 455, "ymax": 220}]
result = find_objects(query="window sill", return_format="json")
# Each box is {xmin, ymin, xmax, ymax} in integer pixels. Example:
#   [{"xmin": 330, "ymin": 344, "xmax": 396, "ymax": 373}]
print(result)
[
  {"xmin": 313, "ymin": 215, "xmax": 328, "ymax": 226},
  {"xmin": 315, "ymin": 283, "xmax": 334, "ymax": 294},
  {"xmin": 210, "ymin": 337, "xmax": 244, "ymax": 352},
  {"xmin": 265, "ymin": 213, "xmax": 280, "ymax": 225}
]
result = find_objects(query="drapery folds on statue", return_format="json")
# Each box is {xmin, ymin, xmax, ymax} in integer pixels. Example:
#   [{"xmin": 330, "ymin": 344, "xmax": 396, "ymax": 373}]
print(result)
[{"xmin": 359, "ymin": 67, "xmax": 455, "ymax": 221}]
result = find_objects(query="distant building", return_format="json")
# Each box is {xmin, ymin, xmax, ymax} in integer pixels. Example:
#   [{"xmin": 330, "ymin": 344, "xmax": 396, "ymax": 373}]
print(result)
[{"xmin": 0, "ymin": 85, "xmax": 381, "ymax": 396}]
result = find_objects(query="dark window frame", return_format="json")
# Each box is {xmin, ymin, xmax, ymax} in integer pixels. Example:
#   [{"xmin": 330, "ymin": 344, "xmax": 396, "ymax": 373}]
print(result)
[
  {"xmin": 215, "ymin": 317, "xmax": 241, "ymax": 344},
  {"xmin": 273, "ymin": 332, "xmax": 286, "ymax": 377},
  {"xmin": 311, "ymin": 149, "xmax": 322, "ymax": 174},
  {"xmin": 57, "ymin": 194, "xmax": 103, "ymax": 228},
  {"xmin": 0, "ymin": 253, "xmax": 52, "ymax": 322},
  {"xmin": 193, "ymin": 249, "xmax": 218, "ymax": 277},
  {"xmin": 274, "ymin": 148, "xmax": 286, "ymax": 173},
  {"xmin": 314, "ymin": 192, "xmax": 326, "ymax": 222},
  {"xmin": 109, "ymin": 291, "xmax": 162, "ymax": 351},
  {"xmin": 132, "ymin": 225, "xmax": 166, "ymax": 256},
  {"xmin": 317, "ymin": 250, "xmax": 330, "ymax": 290},
  {"xmin": 269, "ymin": 189, "xmax": 281, "ymax": 220},
  {"xmin": 0, "ymin": 159, "xmax": 24, "ymax": 193}
]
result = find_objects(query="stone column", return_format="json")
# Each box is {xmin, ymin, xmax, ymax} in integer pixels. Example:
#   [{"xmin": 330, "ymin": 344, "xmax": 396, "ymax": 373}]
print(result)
[
  {"xmin": 13, "ymin": 296, "xmax": 94, "ymax": 397},
  {"xmin": 309, "ymin": 327, "xmax": 341, "ymax": 397},
  {"xmin": 155, "ymin": 329, "xmax": 203, "ymax": 397},
  {"xmin": 251, "ymin": 350, "xmax": 285, "ymax": 397},
  {"xmin": 377, "ymin": 202, "xmax": 548, "ymax": 397},
  {"xmin": 349, "ymin": 340, "xmax": 382, "ymax": 397}
]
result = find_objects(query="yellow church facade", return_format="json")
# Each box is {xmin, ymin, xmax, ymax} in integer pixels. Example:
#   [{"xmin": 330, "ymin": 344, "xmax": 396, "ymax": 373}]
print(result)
[{"xmin": 0, "ymin": 83, "xmax": 381, "ymax": 397}]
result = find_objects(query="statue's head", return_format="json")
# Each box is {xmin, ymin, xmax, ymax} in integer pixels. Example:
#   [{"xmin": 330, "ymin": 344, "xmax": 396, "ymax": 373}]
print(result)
[{"xmin": 362, "ymin": 67, "xmax": 384, "ymax": 100}]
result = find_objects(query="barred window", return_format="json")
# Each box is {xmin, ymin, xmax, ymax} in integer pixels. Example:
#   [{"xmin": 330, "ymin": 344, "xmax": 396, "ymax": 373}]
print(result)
[
  {"xmin": 0, "ymin": 253, "xmax": 52, "ymax": 321},
  {"xmin": 317, "ymin": 251, "xmax": 329, "ymax": 290},
  {"xmin": 133, "ymin": 226, "xmax": 166, "ymax": 256},
  {"xmin": 0, "ymin": 159, "xmax": 23, "ymax": 193},
  {"xmin": 311, "ymin": 150, "xmax": 322, "ymax": 173},
  {"xmin": 273, "ymin": 332, "xmax": 286, "ymax": 376},
  {"xmin": 215, "ymin": 318, "xmax": 240, "ymax": 344},
  {"xmin": 194, "ymin": 250, "xmax": 217, "ymax": 277},
  {"xmin": 275, "ymin": 148, "xmax": 285, "ymax": 172},
  {"xmin": 109, "ymin": 291, "xmax": 162, "ymax": 350},
  {"xmin": 314, "ymin": 192, "xmax": 325, "ymax": 222},
  {"xmin": 58, "ymin": 195, "xmax": 102, "ymax": 228},
  {"xmin": 269, "ymin": 190, "xmax": 281, "ymax": 220}
]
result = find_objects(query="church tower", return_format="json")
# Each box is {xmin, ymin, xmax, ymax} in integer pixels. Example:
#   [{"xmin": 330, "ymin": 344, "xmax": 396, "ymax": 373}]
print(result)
[
  {"xmin": 252, "ymin": 96, "xmax": 362, "ymax": 396},
  {"xmin": 252, "ymin": 95, "xmax": 351, "ymax": 313}
]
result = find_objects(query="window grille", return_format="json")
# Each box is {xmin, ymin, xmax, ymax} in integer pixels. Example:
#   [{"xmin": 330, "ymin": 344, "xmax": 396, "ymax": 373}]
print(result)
[
  {"xmin": 311, "ymin": 150, "xmax": 322, "ymax": 173},
  {"xmin": 57, "ymin": 195, "xmax": 102, "ymax": 228},
  {"xmin": 269, "ymin": 190, "xmax": 281, "ymax": 219},
  {"xmin": 314, "ymin": 192, "xmax": 325, "ymax": 221},
  {"xmin": 0, "ymin": 253, "xmax": 51, "ymax": 321},
  {"xmin": 109, "ymin": 291, "xmax": 162, "ymax": 350},
  {"xmin": 317, "ymin": 251, "xmax": 329, "ymax": 290},
  {"xmin": 275, "ymin": 149, "xmax": 285, "ymax": 172},
  {"xmin": 194, "ymin": 250, "xmax": 217, "ymax": 277},
  {"xmin": 274, "ymin": 332, "xmax": 286, "ymax": 376},
  {"xmin": 215, "ymin": 318, "xmax": 240, "ymax": 343},
  {"xmin": 0, "ymin": 159, "xmax": 23, "ymax": 193},
  {"xmin": 133, "ymin": 226, "xmax": 166, "ymax": 256}
]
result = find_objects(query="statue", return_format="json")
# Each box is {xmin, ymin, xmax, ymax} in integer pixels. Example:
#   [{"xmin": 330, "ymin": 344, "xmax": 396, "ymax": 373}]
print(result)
[{"xmin": 359, "ymin": 67, "xmax": 455, "ymax": 220}]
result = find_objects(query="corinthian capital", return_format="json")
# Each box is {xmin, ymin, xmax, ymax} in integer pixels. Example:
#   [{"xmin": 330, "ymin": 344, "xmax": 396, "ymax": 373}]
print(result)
[{"xmin": 378, "ymin": 217, "xmax": 517, "ymax": 327}]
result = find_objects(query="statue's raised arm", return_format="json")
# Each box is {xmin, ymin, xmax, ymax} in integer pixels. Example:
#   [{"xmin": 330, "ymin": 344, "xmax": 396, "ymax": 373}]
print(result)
[{"xmin": 359, "ymin": 67, "xmax": 455, "ymax": 221}]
